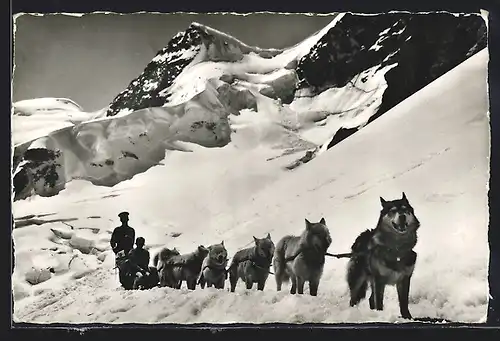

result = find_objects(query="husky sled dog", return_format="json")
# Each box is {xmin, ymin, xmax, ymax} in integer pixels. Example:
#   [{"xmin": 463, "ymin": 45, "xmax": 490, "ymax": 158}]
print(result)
[
  {"xmin": 153, "ymin": 247, "xmax": 181, "ymax": 288},
  {"xmin": 228, "ymin": 233, "xmax": 275, "ymax": 292},
  {"xmin": 347, "ymin": 192, "xmax": 420, "ymax": 320},
  {"xmin": 273, "ymin": 218, "xmax": 332, "ymax": 296},
  {"xmin": 198, "ymin": 241, "xmax": 228, "ymax": 289},
  {"xmin": 161, "ymin": 245, "xmax": 209, "ymax": 290}
]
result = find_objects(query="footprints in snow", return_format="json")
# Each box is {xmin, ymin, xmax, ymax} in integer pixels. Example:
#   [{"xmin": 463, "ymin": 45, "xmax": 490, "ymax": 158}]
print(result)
[
  {"xmin": 101, "ymin": 194, "xmax": 120, "ymax": 199},
  {"xmin": 344, "ymin": 188, "xmax": 369, "ymax": 201},
  {"xmin": 190, "ymin": 294, "xmax": 218, "ymax": 316},
  {"xmin": 425, "ymin": 192, "xmax": 463, "ymax": 203},
  {"xmin": 94, "ymin": 295, "xmax": 111, "ymax": 304},
  {"xmin": 342, "ymin": 148, "xmax": 453, "ymax": 201},
  {"xmin": 109, "ymin": 305, "xmax": 135, "ymax": 314}
]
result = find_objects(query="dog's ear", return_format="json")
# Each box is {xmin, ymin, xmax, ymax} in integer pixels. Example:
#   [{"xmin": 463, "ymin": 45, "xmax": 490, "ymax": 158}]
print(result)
[
  {"xmin": 266, "ymin": 233, "xmax": 271, "ymax": 240},
  {"xmin": 402, "ymin": 192, "xmax": 408, "ymax": 202},
  {"xmin": 380, "ymin": 197, "xmax": 388, "ymax": 207},
  {"xmin": 253, "ymin": 236, "xmax": 259, "ymax": 244},
  {"xmin": 319, "ymin": 217, "xmax": 326, "ymax": 225},
  {"xmin": 305, "ymin": 219, "xmax": 312, "ymax": 230},
  {"xmin": 221, "ymin": 240, "xmax": 224, "ymax": 246}
]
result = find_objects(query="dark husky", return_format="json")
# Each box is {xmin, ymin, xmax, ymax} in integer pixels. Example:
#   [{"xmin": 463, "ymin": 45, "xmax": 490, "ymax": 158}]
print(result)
[
  {"xmin": 161, "ymin": 245, "xmax": 209, "ymax": 290},
  {"xmin": 198, "ymin": 241, "xmax": 229, "ymax": 289},
  {"xmin": 228, "ymin": 233, "xmax": 275, "ymax": 292},
  {"xmin": 153, "ymin": 247, "xmax": 181, "ymax": 288},
  {"xmin": 347, "ymin": 192, "xmax": 420, "ymax": 320},
  {"xmin": 273, "ymin": 218, "xmax": 332, "ymax": 296}
]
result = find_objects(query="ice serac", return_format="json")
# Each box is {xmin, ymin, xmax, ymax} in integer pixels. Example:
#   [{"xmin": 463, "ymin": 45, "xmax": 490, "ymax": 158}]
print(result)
[
  {"xmin": 14, "ymin": 79, "xmax": 232, "ymax": 198},
  {"xmin": 294, "ymin": 12, "xmax": 486, "ymax": 149}
]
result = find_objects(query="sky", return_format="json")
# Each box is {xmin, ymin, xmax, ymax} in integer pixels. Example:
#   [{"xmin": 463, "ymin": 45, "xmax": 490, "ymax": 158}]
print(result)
[{"xmin": 12, "ymin": 13, "xmax": 336, "ymax": 112}]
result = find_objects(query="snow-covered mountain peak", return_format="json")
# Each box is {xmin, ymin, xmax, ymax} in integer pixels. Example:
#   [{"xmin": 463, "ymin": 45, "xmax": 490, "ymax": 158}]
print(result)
[
  {"xmin": 104, "ymin": 17, "xmax": 343, "ymax": 119},
  {"xmin": 12, "ymin": 12, "xmax": 486, "ymax": 201}
]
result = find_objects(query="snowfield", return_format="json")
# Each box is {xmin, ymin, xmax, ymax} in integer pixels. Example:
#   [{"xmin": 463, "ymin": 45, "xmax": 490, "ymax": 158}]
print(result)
[{"xmin": 12, "ymin": 48, "xmax": 489, "ymax": 324}]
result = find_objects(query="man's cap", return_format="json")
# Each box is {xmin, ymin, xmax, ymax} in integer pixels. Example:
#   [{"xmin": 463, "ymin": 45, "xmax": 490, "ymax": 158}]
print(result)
[{"xmin": 118, "ymin": 211, "xmax": 129, "ymax": 219}]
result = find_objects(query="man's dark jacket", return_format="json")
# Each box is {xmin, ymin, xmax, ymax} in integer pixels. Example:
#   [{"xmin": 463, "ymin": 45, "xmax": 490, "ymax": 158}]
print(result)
[
  {"xmin": 128, "ymin": 247, "xmax": 150, "ymax": 273},
  {"xmin": 110, "ymin": 225, "xmax": 135, "ymax": 254}
]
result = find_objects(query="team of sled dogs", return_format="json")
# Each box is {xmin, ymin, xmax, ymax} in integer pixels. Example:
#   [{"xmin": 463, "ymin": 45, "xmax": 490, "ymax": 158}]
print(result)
[{"xmin": 149, "ymin": 192, "xmax": 420, "ymax": 319}]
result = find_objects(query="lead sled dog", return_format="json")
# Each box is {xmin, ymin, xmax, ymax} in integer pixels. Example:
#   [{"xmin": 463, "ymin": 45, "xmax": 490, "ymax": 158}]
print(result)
[{"xmin": 347, "ymin": 192, "xmax": 420, "ymax": 319}]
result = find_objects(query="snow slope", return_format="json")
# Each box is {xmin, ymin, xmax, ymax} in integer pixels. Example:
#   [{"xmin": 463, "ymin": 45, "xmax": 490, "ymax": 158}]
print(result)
[{"xmin": 12, "ymin": 48, "xmax": 489, "ymax": 324}]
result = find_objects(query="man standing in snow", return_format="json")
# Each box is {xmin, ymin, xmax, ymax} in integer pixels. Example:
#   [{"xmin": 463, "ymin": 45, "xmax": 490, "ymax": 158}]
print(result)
[
  {"xmin": 111, "ymin": 212, "xmax": 136, "ymax": 289},
  {"xmin": 110, "ymin": 211, "xmax": 136, "ymax": 256}
]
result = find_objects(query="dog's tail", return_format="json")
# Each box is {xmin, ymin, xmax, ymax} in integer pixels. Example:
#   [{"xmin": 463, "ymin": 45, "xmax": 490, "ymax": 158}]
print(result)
[
  {"xmin": 273, "ymin": 238, "xmax": 290, "ymax": 283},
  {"xmin": 227, "ymin": 249, "xmax": 245, "ymax": 274},
  {"xmin": 153, "ymin": 252, "xmax": 159, "ymax": 268},
  {"xmin": 227, "ymin": 256, "xmax": 238, "ymax": 274},
  {"xmin": 346, "ymin": 256, "xmax": 368, "ymax": 306}
]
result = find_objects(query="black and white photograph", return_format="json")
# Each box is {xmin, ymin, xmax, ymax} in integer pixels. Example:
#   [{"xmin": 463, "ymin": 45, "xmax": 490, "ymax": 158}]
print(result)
[{"xmin": 11, "ymin": 8, "xmax": 490, "ymax": 325}]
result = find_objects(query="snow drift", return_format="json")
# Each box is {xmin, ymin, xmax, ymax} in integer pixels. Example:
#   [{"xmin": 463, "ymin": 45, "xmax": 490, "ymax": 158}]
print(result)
[
  {"xmin": 12, "ymin": 46, "xmax": 490, "ymax": 324},
  {"xmin": 12, "ymin": 12, "xmax": 486, "ymax": 200}
]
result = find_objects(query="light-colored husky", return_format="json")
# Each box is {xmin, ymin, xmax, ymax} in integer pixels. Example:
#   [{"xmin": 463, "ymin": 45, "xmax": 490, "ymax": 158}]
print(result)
[
  {"xmin": 198, "ymin": 241, "xmax": 228, "ymax": 289},
  {"xmin": 273, "ymin": 218, "xmax": 332, "ymax": 296},
  {"xmin": 228, "ymin": 234, "xmax": 275, "ymax": 292}
]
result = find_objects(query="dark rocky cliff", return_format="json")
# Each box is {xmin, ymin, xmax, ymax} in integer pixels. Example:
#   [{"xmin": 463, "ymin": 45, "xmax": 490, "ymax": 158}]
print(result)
[
  {"xmin": 294, "ymin": 12, "xmax": 486, "ymax": 149},
  {"xmin": 105, "ymin": 23, "xmax": 281, "ymax": 118},
  {"xmin": 13, "ymin": 148, "xmax": 64, "ymax": 201},
  {"xmin": 105, "ymin": 26, "xmax": 204, "ymax": 117}
]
